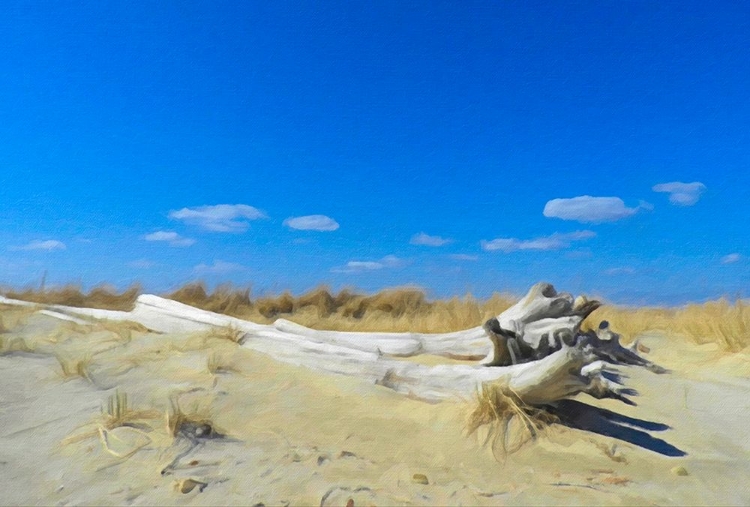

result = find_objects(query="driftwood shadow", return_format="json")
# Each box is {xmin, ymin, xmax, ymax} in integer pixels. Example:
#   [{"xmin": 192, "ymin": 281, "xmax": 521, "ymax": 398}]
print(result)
[{"xmin": 546, "ymin": 399, "xmax": 686, "ymax": 457}]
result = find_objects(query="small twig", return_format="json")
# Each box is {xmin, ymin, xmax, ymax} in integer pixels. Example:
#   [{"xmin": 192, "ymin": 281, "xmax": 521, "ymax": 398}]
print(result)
[{"xmin": 550, "ymin": 482, "xmax": 607, "ymax": 492}]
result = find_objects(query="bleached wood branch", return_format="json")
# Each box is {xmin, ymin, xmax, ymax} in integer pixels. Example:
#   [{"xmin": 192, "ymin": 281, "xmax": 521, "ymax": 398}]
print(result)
[{"xmin": 0, "ymin": 283, "xmax": 653, "ymax": 406}]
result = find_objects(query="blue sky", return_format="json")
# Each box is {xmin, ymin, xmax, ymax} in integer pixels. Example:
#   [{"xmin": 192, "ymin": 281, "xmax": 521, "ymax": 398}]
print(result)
[{"xmin": 0, "ymin": 1, "xmax": 748, "ymax": 305}]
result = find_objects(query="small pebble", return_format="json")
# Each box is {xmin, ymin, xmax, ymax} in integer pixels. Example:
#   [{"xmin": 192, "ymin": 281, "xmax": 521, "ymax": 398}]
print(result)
[
  {"xmin": 671, "ymin": 466, "xmax": 689, "ymax": 476},
  {"xmin": 412, "ymin": 473, "xmax": 429, "ymax": 485},
  {"xmin": 176, "ymin": 479, "xmax": 207, "ymax": 494}
]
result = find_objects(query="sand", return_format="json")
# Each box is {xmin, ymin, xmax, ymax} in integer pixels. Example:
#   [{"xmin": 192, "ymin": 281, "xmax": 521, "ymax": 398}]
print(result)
[{"xmin": 1, "ymin": 305, "xmax": 749, "ymax": 506}]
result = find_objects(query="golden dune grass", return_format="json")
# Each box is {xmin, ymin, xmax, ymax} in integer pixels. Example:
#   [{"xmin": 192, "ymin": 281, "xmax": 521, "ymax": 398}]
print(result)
[
  {"xmin": 3, "ymin": 284, "xmax": 140, "ymax": 311},
  {"xmin": 585, "ymin": 299, "xmax": 750, "ymax": 352},
  {"xmin": 467, "ymin": 383, "xmax": 557, "ymax": 456},
  {"xmin": 167, "ymin": 282, "xmax": 515, "ymax": 333},
  {"xmin": 3, "ymin": 282, "xmax": 748, "ymax": 350}
]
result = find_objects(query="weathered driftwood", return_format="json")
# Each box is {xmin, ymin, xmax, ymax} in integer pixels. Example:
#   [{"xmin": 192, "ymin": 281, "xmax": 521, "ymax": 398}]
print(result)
[
  {"xmin": 0, "ymin": 283, "xmax": 658, "ymax": 405},
  {"xmin": 481, "ymin": 282, "xmax": 600, "ymax": 366},
  {"xmin": 481, "ymin": 282, "xmax": 663, "ymax": 373}
]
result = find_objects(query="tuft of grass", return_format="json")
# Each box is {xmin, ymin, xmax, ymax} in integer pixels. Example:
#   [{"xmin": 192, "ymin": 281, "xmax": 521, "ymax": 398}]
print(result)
[
  {"xmin": 63, "ymin": 391, "xmax": 160, "ymax": 449},
  {"xmin": 100, "ymin": 391, "xmax": 160, "ymax": 430},
  {"xmin": 205, "ymin": 324, "xmax": 245, "ymax": 344},
  {"xmin": 206, "ymin": 352, "xmax": 240, "ymax": 375},
  {"xmin": 255, "ymin": 291, "xmax": 295, "ymax": 318},
  {"xmin": 165, "ymin": 395, "xmax": 221, "ymax": 440},
  {"xmin": 467, "ymin": 383, "xmax": 557, "ymax": 457},
  {"xmin": 55, "ymin": 353, "xmax": 93, "ymax": 381}
]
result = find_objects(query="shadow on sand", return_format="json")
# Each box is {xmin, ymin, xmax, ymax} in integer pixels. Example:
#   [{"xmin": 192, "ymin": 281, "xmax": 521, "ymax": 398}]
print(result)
[{"xmin": 546, "ymin": 399, "xmax": 686, "ymax": 457}]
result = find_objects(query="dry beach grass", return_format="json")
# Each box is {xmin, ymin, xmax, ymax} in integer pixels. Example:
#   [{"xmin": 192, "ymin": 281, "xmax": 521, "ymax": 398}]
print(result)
[{"xmin": 3, "ymin": 281, "xmax": 748, "ymax": 350}]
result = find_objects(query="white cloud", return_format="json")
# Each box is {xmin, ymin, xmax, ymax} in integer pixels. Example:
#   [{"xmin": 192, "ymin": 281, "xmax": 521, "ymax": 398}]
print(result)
[
  {"xmin": 331, "ymin": 255, "xmax": 404, "ymax": 273},
  {"xmin": 481, "ymin": 230, "xmax": 595, "ymax": 252},
  {"xmin": 9, "ymin": 240, "xmax": 66, "ymax": 252},
  {"xmin": 169, "ymin": 204, "xmax": 267, "ymax": 232},
  {"xmin": 283, "ymin": 214, "xmax": 339, "ymax": 231},
  {"xmin": 449, "ymin": 253, "xmax": 479, "ymax": 261},
  {"xmin": 543, "ymin": 196, "xmax": 643, "ymax": 223},
  {"xmin": 565, "ymin": 249, "xmax": 593, "ymax": 260},
  {"xmin": 193, "ymin": 260, "xmax": 247, "ymax": 275},
  {"xmin": 128, "ymin": 259, "xmax": 156, "ymax": 269},
  {"xmin": 652, "ymin": 181, "xmax": 706, "ymax": 206},
  {"xmin": 722, "ymin": 253, "xmax": 741, "ymax": 264},
  {"xmin": 143, "ymin": 231, "xmax": 195, "ymax": 247},
  {"xmin": 410, "ymin": 232, "xmax": 452, "ymax": 247},
  {"xmin": 605, "ymin": 267, "xmax": 637, "ymax": 275}
]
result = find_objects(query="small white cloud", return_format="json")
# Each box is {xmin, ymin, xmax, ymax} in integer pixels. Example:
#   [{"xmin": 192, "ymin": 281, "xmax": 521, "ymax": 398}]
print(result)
[
  {"xmin": 652, "ymin": 181, "xmax": 706, "ymax": 206},
  {"xmin": 169, "ymin": 204, "xmax": 267, "ymax": 232},
  {"xmin": 565, "ymin": 249, "xmax": 593, "ymax": 260},
  {"xmin": 721, "ymin": 253, "xmax": 741, "ymax": 264},
  {"xmin": 128, "ymin": 259, "xmax": 156, "ymax": 269},
  {"xmin": 193, "ymin": 260, "xmax": 247, "ymax": 275},
  {"xmin": 143, "ymin": 231, "xmax": 195, "ymax": 247},
  {"xmin": 605, "ymin": 267, "xmax": 637, "ymax": 275},
  {"xmin": 544, "ymin": 196, "xmax": 643, "ymax": 223},
  {"xmin": 9, "ymin": 240, "xmax": 66, "ymax": 252},
  {"xmin": 410, "ymin": 232, "xmax": 452, "ymax": 247},
  {"xmin": 638, "ymin": 200, "xmax": 655, "ymax": 211},
  {"xmin": 449, "ymin": 253, "xmax": 479, "ymax": 261},
  {"xmin": 331, "ymin": 255, "xmax": 404, "ymax": 273},
  {"xmin": 283, "ymin": 214, "xmax": 339, "ymax": 231},
  {"xmin": 380, "ymin": 255, "xmax": 403, "ymax": 267},
  {"xmin": 481, "ymin": 230, "xmax": 595, "ymax": 252}
]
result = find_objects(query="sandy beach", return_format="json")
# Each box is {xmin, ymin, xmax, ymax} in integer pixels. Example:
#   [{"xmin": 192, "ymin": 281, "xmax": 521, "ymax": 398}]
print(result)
[{"xmin": 1, "ymin": 302, "xmax": 749, "ymax": 506}]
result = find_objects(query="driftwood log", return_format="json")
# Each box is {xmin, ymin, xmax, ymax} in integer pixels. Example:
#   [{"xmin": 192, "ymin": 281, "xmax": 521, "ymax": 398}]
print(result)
[{"xmin": 0, "ymin": 282, "xmax": 662, "ymax": 406}]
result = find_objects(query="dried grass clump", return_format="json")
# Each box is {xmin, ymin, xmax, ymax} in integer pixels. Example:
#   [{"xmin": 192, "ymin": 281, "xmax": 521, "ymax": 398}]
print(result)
[
  {"xmin": 206, "ymin": 352, "xmax": 240, "ymax": 375},
  {"xmin": 55, "ymin": 353, "xmax": 93, "ymax": 381},
  {"xmin": 165, "ymin": 395, "xmax": 221, "ymax": 440},
  {"xmin": 468, "ymin": 383, "xmax": 557, "ymax": 457},
  {"xmin": 168, "ymin": 282, "xmax": 253, "ymax": 316},
  {"xmin": 3, "ymin": 284, "xmax": 140, "ymax": 311},
  {"xmin": 296, "ymin": 286, "xmax": 337, "ymax": 316},
  {"xmin": 585, "ymin": 298, "xmax": 750, "ymax": 352},
  {"xmin": 203, "ymin": 324, "xmax": 245, "ymax": 344},
  {"xmin": 63, "ymin": 391, "xmax": 160, "ymax": 453},
  {"xmin": 255, "ymin": 291, "xmax": 296, "ymax": 318},
  {"xmin": 340, "ymin": 288, "xmax": 428, "ymax": 319},
  {"xmin": 101, "ymin": 391, "xmax": 160, "ymax": 430}
]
